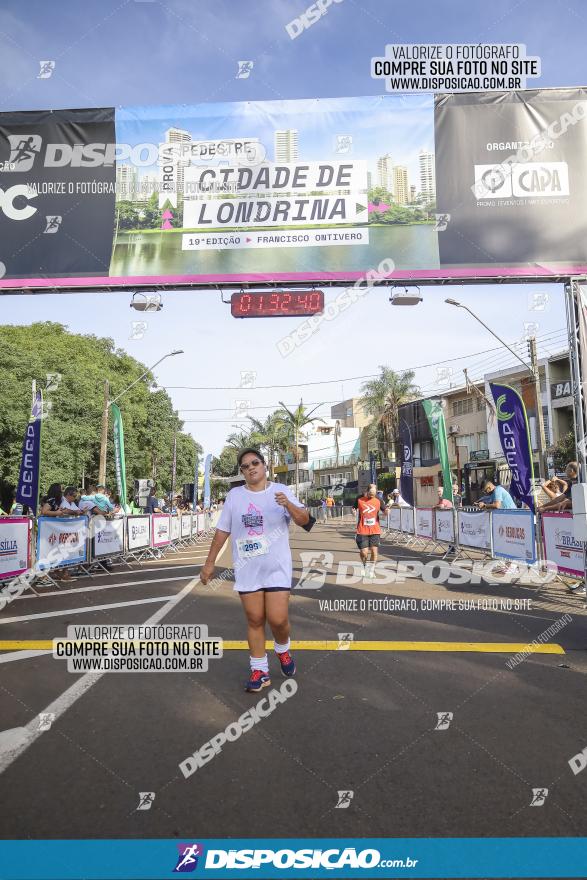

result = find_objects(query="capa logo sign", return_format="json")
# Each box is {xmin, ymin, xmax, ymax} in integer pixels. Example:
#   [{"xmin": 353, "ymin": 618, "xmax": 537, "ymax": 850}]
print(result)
[
  {"xmin": 474, "ymin": 162, "xmax": 569, "ymax": 199},
  {"xmin": 0, "ymin": 185, "xmax": 38, "ymax": 220}
]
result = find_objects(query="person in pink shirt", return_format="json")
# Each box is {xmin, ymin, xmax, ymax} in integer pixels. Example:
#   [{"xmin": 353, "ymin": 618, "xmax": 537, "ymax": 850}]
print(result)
[{"xmin": 435, "ymin": 486, "xmax": 453, "ymax": 510}]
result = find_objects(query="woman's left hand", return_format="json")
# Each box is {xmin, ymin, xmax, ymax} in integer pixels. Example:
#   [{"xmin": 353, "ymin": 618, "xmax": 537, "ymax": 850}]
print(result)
[{"xmin": 275, "ymin": 492, "xmax": 289, "ymax": 509}]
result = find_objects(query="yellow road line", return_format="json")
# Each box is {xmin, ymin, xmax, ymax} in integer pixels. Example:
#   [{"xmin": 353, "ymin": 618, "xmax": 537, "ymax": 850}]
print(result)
[{"xmin": 0, "ymin": 640, "xmax": 565, "ymax": 654}]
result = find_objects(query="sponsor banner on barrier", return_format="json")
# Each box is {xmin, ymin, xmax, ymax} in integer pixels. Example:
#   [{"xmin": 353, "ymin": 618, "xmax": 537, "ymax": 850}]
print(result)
[
  {"xmin": 0, "ymin": 516, "xmax": 30, "ymax": 580},
  {"xmin": 191, "ymin": 514, "xmax": 200, "ymax": 536},
  {"xmin": 415, "ymin": 507, "xmax": 434, "ymax": 539},
  {"xmin": 457, "ymin": 509, "xmax": 492, "ymax": 550},
  {"xmin": 400, "ymin": 507, "xmax": 414, "ymax": 534},
  {"xmin": 92, "ymin": 517, "xmax": 125, "ymax": 559},
  {"xmin": 152, "ymin": 514, "xmax": 171, "ymax": 547},
  {"xmin": 435, "ymin": 508, "xmax": 455, "ymax": 544},
  {"xmin": 171, "ymin": 515, "xmax": 181, "ymax": 542},
  {"xmin": 387, "ymin": 508, "xmax": 401, "ymax": 531},
  {"xmin": 181, "ymin": 514, "xmax": 192, "ymax": 538},
  {"xmin": 492, "ymin": 509, "xmax": 536, "ymax": 563},
  {"xmin": 127, "ymin": 515, "xmax": 151, "ymax": 551},
  {"xmin": 542, "ymin": 511, "xmax": 584, "ymax": 578},
  {"xmin": 37, "ymin": 516, "xmax": 88, "ymax": 569},
  {"xmin": 197, "ymin": 513, "xmax": 206, "ymax": 533}
]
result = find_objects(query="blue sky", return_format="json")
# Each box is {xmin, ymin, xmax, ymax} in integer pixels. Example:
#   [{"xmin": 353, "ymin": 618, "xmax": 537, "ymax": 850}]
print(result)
[{"xmin": 0, "ymin": 0, "xmax": 581, "ymax": 455}]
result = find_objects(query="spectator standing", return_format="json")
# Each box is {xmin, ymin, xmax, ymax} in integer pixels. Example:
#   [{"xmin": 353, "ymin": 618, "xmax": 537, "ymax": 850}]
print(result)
[
  {"xmin": 146, "ymin": 486, "xmax": 162, "ymax": 515},
  {"xmin": 435, "ymin": 486, "xmax": 453, "ymax": 510}
]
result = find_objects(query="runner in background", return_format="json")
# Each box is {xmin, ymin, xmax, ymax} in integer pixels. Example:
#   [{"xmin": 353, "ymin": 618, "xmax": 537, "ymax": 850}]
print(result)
[
  {"xmin": 325, "ymin": 493, "xmax": 335, "ymax": 517},
  {"xmin": 354, "ymin": 484, "xmax": 385, "ymax": 579},
  {"xmin": 200, "ymin": 448, "xmax": 310, "ymax": 692}
]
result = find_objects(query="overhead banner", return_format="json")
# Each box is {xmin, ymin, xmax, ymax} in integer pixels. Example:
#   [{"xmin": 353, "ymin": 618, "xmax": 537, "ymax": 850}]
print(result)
[
  {"xmin": 489, "ymin": 382, "xmax": 535, "ymax": 510},
  {"xmin": 399, "ymin": 418, "xmax": 415, "ymax": 507},
  {"xmin": 1, "ymin": 90, "xmax": 586, "ymax": 292}
]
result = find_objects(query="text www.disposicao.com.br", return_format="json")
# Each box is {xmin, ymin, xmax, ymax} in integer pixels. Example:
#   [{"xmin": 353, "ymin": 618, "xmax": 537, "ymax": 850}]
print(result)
[{"xmin": 69, "ymin": 657, "xmax": 203, "ymax": 672}]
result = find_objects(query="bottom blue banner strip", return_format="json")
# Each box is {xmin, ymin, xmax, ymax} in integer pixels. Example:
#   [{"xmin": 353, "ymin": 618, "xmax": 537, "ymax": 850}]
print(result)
[{"xmin": 0, "ymin": 837, "xmax": 586, "ymax": 879}]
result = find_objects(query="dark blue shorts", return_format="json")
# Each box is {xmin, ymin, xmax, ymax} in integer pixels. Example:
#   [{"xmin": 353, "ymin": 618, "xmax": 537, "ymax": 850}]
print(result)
[{"xmin": 238, "ymin": 586, "xmax": 291, "ymax": 595}]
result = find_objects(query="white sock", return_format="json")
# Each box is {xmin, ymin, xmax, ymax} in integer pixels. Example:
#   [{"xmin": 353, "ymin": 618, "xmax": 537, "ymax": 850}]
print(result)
[
  {"xmin": 250, "ymin": 654, "xmax": 269, "ymax": 673},
  {"xmin": 274, "ymin": 639, "xmax": 290, "ymax": 654}
]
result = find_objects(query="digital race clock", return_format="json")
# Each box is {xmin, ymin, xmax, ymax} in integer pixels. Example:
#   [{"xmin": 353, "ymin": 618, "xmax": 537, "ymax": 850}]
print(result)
[{"xmin": 230, "ymin": 290, "xmax": 325, "ymax": 318}]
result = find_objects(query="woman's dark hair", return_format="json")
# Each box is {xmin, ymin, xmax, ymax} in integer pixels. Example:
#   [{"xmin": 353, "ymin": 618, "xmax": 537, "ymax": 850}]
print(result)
[
  {"xmin": 46, "ymin": 483, "xmax": 62, "ymax": 501},
  {"xmin": 237, "ymin": 448, "xmax": 266, "ymax": 467}
]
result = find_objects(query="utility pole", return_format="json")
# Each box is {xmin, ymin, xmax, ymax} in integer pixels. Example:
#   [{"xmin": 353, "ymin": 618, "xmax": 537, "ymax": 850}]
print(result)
[
  {"xmin": 528, "ymin": 336, "xmax": 548, "ymax": 481},
  {"xmin": 98, "ymin": 379, "xmax": 109, "ymax": 485}
]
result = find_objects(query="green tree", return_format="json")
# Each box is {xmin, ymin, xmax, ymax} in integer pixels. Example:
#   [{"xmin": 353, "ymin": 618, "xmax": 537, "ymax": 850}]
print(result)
[
  {"xmin": 246, "ymin": 413, "xmax": 290, "ymax": 478},
  {"xmin": 275, "ymin": 401, "xmax": 324, "ymax": 496},
  {"xmin": 360, "ymin": 367, "xmax": 420, "ymax": 463},
  {"xmin": 0, "ymin": 323, "xmax": 201, "ymax": 501},
  {"xmin": 552, "ymin": 430, "xmax": 576, "ymax": 471}
]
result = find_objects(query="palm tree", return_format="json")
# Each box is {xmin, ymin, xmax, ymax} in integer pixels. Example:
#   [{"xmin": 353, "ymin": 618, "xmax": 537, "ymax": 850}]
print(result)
[
  {"xmin": 226, "ymin": 428, "xmax": 256, "ymax": 452},
  {"xmin": 360, "ymin": 367, "xmax": 420, "ymax": 464},
  {"xmin": 247, "ymin": 413, "xmax": 289, "ymax": 479},
  {"xmin": 276, "ymin": 400, "xmax": 325, "ymax": 496}
]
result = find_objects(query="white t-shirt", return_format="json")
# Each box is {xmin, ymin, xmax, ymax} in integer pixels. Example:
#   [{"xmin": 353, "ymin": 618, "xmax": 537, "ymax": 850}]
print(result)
[
  {"xmin": 60, "ymin": 498, "xmax": 80, "ymax": 511},
  {"xmin": 216, "ymin": 482, "xmax": 305, "ymax": 592}
]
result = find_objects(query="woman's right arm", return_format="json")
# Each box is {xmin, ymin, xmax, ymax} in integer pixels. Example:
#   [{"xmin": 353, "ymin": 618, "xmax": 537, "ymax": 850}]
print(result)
[{"xmin": 200, "ymin": 529, "xmax": 230, "ymax": 584}]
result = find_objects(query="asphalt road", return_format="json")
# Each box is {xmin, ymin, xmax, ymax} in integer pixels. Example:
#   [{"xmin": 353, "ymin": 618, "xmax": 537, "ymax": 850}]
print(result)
[{"xmin": 1, "ymin": 520, "xmax": 587, "ymax": 847}]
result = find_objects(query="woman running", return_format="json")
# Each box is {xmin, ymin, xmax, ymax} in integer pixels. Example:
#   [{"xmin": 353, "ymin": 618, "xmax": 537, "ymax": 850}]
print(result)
[{"xmin": 200, "ymin": 448, "xmax": 310, "ymax": 692}]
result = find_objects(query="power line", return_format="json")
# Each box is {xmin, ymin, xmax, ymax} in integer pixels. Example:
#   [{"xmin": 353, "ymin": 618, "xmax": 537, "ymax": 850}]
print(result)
[{"xmin": 163, "ymin": 327, "xmax": 566, "ymax": 392}]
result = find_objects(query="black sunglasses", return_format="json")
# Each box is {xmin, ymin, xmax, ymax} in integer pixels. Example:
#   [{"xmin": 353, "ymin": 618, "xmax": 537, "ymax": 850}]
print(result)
[{"xmin": 240, "ymin": 459, "xmax": 262, "ymax": 471}]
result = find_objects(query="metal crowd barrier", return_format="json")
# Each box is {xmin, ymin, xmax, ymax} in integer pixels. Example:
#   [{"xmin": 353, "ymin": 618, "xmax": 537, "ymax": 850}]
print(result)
[
  {"xmin": 381, "ymin": 505, "xmax": 540, "ymax": 568},
  {"xmin": 0, "ymin": 510, "xmax": 220, "ymax": 598}
]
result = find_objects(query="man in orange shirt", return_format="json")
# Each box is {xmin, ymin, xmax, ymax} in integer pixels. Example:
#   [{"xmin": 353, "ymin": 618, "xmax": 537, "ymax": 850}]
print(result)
[{"xmin": 354, "ymin": 484, "xmax": 385, "ymax": 579}]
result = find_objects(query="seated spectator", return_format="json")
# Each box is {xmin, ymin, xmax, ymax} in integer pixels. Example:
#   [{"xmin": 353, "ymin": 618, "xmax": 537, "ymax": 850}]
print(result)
[
  {"xmin": 78, "ymin": 485, "xmax": 103, "ymax": 515},
  {"xmin": 435, "ymin": 486, "xmax": 453, "ymax": 509},
  {"xmin": 475, "ymin": 479, "xmax": 516, "ymax": 510},
  {"xmin": 390, "ymin": 488, "xmax": 410, "ymax": 507},
  {"xmin": 40, "ymin": 483, "xmax": 67, "ymax": 517},
  {"xmin": 59, "ymin": 486, "xmax": 84, "ymax": 516},
  {"xmin": 539, "ymin": 461, "xmax": 578, "ymax": 513},
  {"xmin": 542, "ymin": 476, "xmax": 567, "ymax": 501},
  {"xmin": 111, "ymin": 494, "xmax": 125, "ymax": 517}
]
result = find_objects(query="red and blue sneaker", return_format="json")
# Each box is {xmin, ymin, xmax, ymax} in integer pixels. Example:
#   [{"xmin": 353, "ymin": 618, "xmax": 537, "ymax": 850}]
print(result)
[
  {"xmin": 276, "ymin": 650, "xmax": 296, "ymax": 677},
  {"xmin": 245, "ymin": 669, "xmax": 271, "ymax": 692}
]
